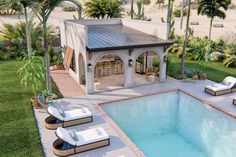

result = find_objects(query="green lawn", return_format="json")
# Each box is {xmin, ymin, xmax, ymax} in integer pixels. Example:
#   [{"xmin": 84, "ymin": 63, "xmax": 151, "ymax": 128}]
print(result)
[
  {"xmin": 166, "ymin": 53, "xmax": 236, "ymax": 82},
  {"xmin": 0, "ymin": 60, "xmax": 62, "ymax": 157}
]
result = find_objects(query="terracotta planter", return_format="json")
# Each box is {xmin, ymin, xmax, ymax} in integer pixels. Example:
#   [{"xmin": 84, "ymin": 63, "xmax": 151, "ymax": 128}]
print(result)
[
  {"xmin": 31, "ymin": 96, "xmax": 40, "ymax": 109},
  {"xmin": 56, "ymin": 64, "xmax": 63, "ymax": 70},
  {"xmin": 192, "ymin": 75, "xmax": 198, "ymax": 80},
  {"xmin": 198, "ymin": 74, "xmax": 207, "ymax": 80}
]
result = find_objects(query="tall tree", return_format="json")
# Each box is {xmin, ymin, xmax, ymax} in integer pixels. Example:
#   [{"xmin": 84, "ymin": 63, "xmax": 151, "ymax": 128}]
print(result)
[
  {"xmin": 180, "ymin": 0, "xmax": 185, "ymax": 29},
  {"xmin": 131, "ymin": 0, "xmax": 134, "ymax": 19},
  {"xmin": 197, "ymin": 0, "xmax": 231, "ymax": 41},
  {"xmin": 166, "ymin": 0, "xmax": 174, "ymax": 40},
  {"xmin": 31, "ymin": 0, "xmax": 82, "ymax": 92},
  {"xmin": 180, "ymin": 0, "xmax": 191, "ymax": 77}
]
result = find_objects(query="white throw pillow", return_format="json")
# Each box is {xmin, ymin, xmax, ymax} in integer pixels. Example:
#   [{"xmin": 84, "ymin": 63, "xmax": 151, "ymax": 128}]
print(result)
[
  {"xmin": 69, "ymin": 129, "xmax": 78, "ymax": 141},
  {"xmin": 58, "ymin": 109, "xmax": 66, "ymax": 117}
]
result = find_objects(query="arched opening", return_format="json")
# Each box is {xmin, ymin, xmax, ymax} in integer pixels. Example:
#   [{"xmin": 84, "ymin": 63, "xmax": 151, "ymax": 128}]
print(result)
[
  {"xmin": 78, "ymin": 53, "xmax": 86, "ymax": 86},
  {"xmin": 134, "ymin": 51, "xmax": 160, "ymax": 85},
  {"xmin": 93, "ymin": 54, "xmax": 124, "ymax": 91}
]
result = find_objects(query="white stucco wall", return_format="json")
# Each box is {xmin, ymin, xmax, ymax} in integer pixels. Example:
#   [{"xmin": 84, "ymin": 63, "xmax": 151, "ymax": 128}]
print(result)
[{"xmin": 60, "ymin": 18, "xmax": 169, "ymax": 94}]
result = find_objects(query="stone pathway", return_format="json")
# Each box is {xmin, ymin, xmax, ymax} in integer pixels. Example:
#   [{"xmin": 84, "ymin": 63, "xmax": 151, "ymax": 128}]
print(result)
[{"xmin": 51, "ymin": 70, "xmax": 86, "ymax": 97}]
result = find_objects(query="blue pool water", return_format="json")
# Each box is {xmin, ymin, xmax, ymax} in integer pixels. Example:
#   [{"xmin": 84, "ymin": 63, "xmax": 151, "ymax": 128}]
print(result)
[{"xmin": 101, "ymin": 91, "xmax": 236, "ymax": 157}]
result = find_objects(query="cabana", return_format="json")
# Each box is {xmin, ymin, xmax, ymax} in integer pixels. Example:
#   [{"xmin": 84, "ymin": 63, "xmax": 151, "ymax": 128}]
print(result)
[{"xmin": 60, "ymin": 19, "xmax": 172, "ymax": 93}]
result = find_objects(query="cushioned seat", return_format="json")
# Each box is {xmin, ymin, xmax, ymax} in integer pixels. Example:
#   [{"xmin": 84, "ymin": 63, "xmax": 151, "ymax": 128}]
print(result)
[
  {"xmin": 53, "ymin": 127, "xmax": 110, "ymax": 156},
  {"xmin": 45, "ymin": 106, "xmax": 93, "ymax": 130},
  {"xmin": 205, "ymin": 76, "xmax": 236, "ymax": 96}
]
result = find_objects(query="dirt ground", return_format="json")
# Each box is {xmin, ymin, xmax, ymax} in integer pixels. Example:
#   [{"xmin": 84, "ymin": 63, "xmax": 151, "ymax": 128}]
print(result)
[{"xmin": 0, "ymin": 0, "xmax": 236, "ymax": 41}]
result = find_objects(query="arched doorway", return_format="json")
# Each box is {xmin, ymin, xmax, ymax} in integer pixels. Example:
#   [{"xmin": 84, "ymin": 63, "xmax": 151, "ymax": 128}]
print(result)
[
  {"xmin": 134, "ymin": 51, "xmax": 160, "ymax": 85},
  {"xmin": 79, "ymin": 53, "xmax": 86, "ymax": 86},
  {"xmin": 93, "ymin": 54, "xmax": 124, "ymax": 91}
]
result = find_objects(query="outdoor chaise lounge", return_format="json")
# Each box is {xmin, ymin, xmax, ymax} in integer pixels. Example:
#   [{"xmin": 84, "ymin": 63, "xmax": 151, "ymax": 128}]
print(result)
[
  {"xmin": 53, "ymin": 127, "xmax": 110, "ymax": 156},
  {"xmin": 45, "ymin": 106, "xmax": 92, "ymax": 130},
  {"xmin": 233, "ymin": 98, "xmax": 236, "ymax": 105},
  {"xmin": 205, "ymin": 76, "xmax": 236, "ymax": 96}
]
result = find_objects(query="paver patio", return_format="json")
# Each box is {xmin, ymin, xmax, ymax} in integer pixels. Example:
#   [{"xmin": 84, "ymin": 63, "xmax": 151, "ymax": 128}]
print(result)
[{"xmin": 34, "ymin": 77, "xmax": 236, "ymax": 157}]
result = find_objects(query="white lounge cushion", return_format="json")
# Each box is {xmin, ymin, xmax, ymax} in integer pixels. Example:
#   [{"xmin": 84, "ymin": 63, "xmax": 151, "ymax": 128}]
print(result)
[
  {"xmin": 64, "ymin": 108, "xmax": 92, "ymax": 121},
  {"xmin": 206, "ymin": 83, "xmax": 230, "ymax": 92},
  {"xmin": 56, "ymin": 127, "xmax": 77, "ymax": 146},
  {"xmin": 47, "ymin": 106, "xmax": 64, "ymax": 121},
  {"xmin": 206, "ymin": 76, "xmax": 236, "ymax": 92},
  {"xmin": 47, "ymin": 106, "xmax": 92, "ymax": 121},
  {"xmin": 56, "ymin": 127, "xmax": 109, "ymax": 146},
  {"xmin": 221, "ymin": 76, "xmax": 236, "ymax": 88}
]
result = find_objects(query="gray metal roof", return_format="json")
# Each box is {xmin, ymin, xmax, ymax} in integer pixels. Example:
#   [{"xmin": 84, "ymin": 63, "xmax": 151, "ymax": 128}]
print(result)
[{"xmin": 86, "ymin": 24, "xmax": 172, "ymax": 52}]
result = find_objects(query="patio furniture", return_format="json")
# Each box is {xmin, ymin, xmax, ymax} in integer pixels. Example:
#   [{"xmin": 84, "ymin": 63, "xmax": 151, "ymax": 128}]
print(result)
[
  {"xmin": 114, "ymin": 60, "xmax": 122, "ymax": 74},
  {"xmin": 205, "ymin": 76, "xmax": 236, "ymax": 96},
  {"xmin": 94, "ymin": 81, "xmax": 101, "ymax": 90},
  {"xmin": 146, "ymin": 67, "xmax": 159, "ymax": 77},
  {"xmin": 233, "ymin": 98, "xmax": 236, "ymax": 105},
  {"xmin": 104, "ymin": 61, "xmax": 112, "ymax": 75},
  {"xmin": 95, "ymin": 62, "xmax": 104, "ymax": 77},
  {"xmin": 148, "ymin": 75, "xmax": 156, "ymax": 82},
  {"xmin": 53, "ymin": 127, "xmax": 110, "ymax": 156},
  {"xmin": 45, "ymin": 106, "xmax": 92, "ymax": 130}
]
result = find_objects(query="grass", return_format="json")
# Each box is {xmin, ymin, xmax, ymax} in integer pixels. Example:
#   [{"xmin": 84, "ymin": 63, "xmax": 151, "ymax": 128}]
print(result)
[
  {"xmin": 166, "ymin": 53, "xmax": 236, "ymax": 82},
  {"xmin": 0, "ymin": 60, "xmax": 62, "ymax": 157}
]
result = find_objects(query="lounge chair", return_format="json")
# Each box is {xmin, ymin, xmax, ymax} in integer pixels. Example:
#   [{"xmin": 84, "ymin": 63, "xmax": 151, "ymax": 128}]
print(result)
[
  {"xmin": 45, "ymin": 106, "xmax": 92, "ymax": 130},
  {"xmin": 205, "ymin": 76, "xmax": 236, "ymax": 96},
  {"xmin": 233, "ymin": 98, "xmax": 236, "ymax": 105},
  {"xmin": 53, "ymin": 127, "xmax": 110, "ymax": 156},
  {"xmin": 146, "ymin": 67, "xmax": 159, "ymax": 77}
]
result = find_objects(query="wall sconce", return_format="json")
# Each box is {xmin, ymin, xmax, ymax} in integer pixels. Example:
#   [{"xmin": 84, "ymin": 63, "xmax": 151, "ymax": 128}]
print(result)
[
  {"xmin": 128, "ymin": 59, "xmax": 133, "ymax": 67},
  {"xmin": 164, "ymin": 55, "xmax": 167, "ymax": 63},
  {"xmin": 87, "ymin": 63, "xmax": 92, "ymax": 72}
]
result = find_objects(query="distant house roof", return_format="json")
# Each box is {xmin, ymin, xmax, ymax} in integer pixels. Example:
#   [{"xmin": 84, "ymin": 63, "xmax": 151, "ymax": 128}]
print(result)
[{"xmin": 86, "ymin": 24, "xmax": 172, "ymax": 52}]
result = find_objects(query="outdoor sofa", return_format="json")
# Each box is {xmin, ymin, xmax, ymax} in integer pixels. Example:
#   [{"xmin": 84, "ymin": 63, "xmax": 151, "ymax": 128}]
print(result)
[
  {"xmin": 53, "ymin": 127, "xmax": 110, "ymax": 156},
  {"xmin": 45, "ymin": 106, "xmax": 92, "ymax": 130},
  {"xmin": 205, "ymin": 76, "xmax": 236, "ymax": 96},
  {"xmin": 233, "ymin": 98, "xmax": 236, "ymax": 105}
]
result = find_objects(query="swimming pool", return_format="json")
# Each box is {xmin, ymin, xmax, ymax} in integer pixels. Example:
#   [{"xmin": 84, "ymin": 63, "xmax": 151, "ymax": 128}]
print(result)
[{"xmin": 101, "ymin": 91, "xmax": 236, "ymax": 157}]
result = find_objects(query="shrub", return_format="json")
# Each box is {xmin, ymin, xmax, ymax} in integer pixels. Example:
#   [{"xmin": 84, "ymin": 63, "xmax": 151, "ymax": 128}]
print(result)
[
  {"xmin": 173, "ymin": 8, "xmax": 187, "ymax": 17},
  {"xmin": 143, "ymin": 0, "xmax": 151, "ymax": 5}
]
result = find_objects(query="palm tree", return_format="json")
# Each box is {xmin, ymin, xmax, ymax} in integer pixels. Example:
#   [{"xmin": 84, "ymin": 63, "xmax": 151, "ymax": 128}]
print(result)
[
  {"xmin": 0, "ymin": 0, "xmax": 22, "ymax": 15},
  {"xmin": 30, "ymin": 0, "xmax": 82, "ymax": 92},
  {"xmin": 166, "ymin": 0, "xmax": 174, "ymax": 40},
  {"xmin": 197, "ymin": 0, "xmax": 231, "ymax": 41},
  {"xmin": 0, "ymin": 0, "xmax": 32, "ymax": 58},
  {"xmin": 180, "ymin": 0, "xmax": 191, "ymax": 77},
  {"xmin": 131, "ymin": 0, "xmax": 134, "ymax": 19},
  {"xmin": 84, "ymin": 0, "xmax": 123, "ymax": 19},
  {"xmin": 180, "ymin": 0, "xmax": 185, "ymax": 29}
]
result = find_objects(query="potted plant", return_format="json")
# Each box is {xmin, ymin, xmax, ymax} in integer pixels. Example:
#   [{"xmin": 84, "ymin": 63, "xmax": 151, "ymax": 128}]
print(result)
[
  {"xmin": 192, "ymin": 70, "xmax": 199, "ymax": 80},
  {"xmin": 53, "ymin": 53, "xmax": 63, "ymax": 70},
  {"xmin": 17, "ymin": 52, "xmax": 45, "ymax": 109},
  {"xmin": 198, "ymin": 71, "xmax": 207, "ymax": 80}
]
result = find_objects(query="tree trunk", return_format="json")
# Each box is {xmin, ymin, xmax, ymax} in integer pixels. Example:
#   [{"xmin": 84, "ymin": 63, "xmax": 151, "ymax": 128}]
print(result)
[
  {"xmin": 166, "ymin": 0, "xmax": 171, "ymax": 40},
  {"xmin": 23, "ymin": 6, "xmax": 32, "ymax": 59},
  {"xmin": 43, "ymin": 20, "xmax": 52, "ymax": 92},
  {"xmin": 180, "ymin": 0, "xmax": 191, "ymax": 77},
  {"xmin": 180, "ymin": 0, "xmax": 184, "ymax": 29},
  {"xmin": 209, "ymin": 17, "xmax": 213, "ymax": 41},
  {"xmin": 131, "ymin": 0, "xmax": 134, "ymax": 19},
  {"xmin": 206, "ymin": 17, "xmax": 213, "ymax": 62}
]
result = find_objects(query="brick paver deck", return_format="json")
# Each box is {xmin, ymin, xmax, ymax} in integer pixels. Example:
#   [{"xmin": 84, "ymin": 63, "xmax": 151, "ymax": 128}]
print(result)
[{"xmin": 51, "ymin": 70, "xmax": 86, "ymax": 97}]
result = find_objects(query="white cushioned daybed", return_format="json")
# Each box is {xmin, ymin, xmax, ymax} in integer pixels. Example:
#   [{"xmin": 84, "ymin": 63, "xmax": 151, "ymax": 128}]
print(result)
[
  {"xmin": 53, "ymin": 127, "xmax": 110, "ymax": 156},
  {"xmin": 205, "ymin": 76, "xmax": 236, "ymax": 96},
  {"xmin": 45, "ymin": 106, "xmax": 92, "ymax": 130}
]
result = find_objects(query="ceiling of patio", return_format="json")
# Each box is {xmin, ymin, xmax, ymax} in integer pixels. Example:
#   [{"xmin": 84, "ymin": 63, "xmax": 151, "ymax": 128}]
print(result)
[{"xmin": 86, "ymin": 24, "xmax": 172, "ymax": 52}]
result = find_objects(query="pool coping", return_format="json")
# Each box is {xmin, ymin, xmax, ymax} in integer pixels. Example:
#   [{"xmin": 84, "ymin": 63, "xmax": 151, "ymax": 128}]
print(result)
[{"xmin": 97, "ymin": 88, "xmax": 236, "ymax": 157}]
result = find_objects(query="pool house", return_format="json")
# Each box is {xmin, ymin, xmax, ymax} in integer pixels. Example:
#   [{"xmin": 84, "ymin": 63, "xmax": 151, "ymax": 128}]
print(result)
[{"xmin": 60, "ymin": 19, "xmax": 172, "ymax": 93}]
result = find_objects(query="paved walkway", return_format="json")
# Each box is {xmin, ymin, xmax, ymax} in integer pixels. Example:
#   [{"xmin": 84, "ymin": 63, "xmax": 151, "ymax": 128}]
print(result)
[
  {"xmin": 34, "ymin": 77, "xmax": 236, "ymax": 157},
  {"xmin": 51, "ymin": 70, "xmax": 86, "ymax": 97}
]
